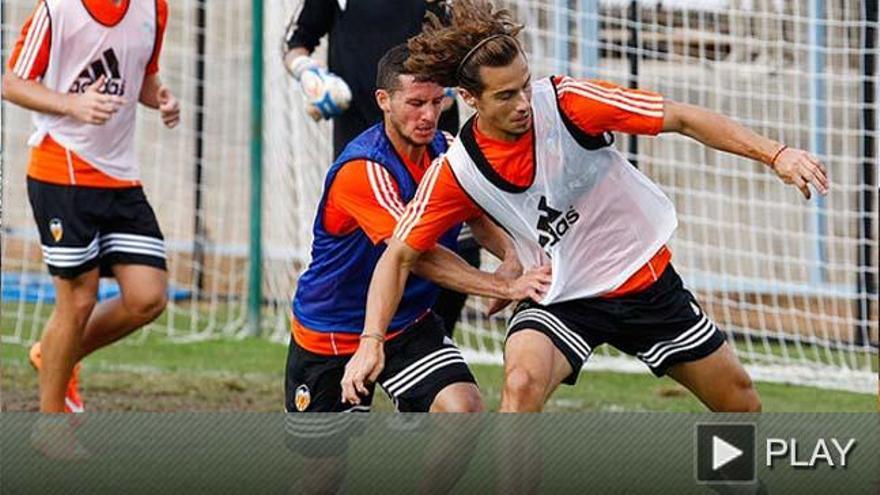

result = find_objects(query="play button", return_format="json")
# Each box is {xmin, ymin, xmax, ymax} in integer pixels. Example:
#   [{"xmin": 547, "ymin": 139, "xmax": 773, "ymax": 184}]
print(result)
[
  {"xmin": 712, "ymin": 435, "xmax": 743, "ymax": 470},
  {"xmin": 696, "ymin": 423, "xmax": 756, "ymax": 484}
]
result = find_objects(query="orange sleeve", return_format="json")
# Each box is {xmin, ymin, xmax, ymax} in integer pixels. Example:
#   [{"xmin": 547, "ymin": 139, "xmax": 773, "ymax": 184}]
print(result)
[
  {"xmin": 146, "ymin": 0, "xmax": 168, "ymax": 75},
  {"xmin": 553, "ymin": 76, "xmax": 665, "ymax": 136},
  {"xmin": 394, "ymin": 159, "xmax": 483, "ymax": 251},
  {"xmin": 6, "ymin": 1, "xmax": 51, "ymax": 80},
  {"xmin": 324, "ymin": 160, "xmax": 406, "ymax": 244}
]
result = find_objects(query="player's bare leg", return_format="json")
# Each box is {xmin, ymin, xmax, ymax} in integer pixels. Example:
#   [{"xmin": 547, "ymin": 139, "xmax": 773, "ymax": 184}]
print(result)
[
  {"xmin": 79, "ymin": 264, "xmax": 168, "ymax": 358},
  {"xmin": 500, "ymin": 329, "xmax": 572, "ymax": 412},
  {"xmin": 39, "ymin": 269, "xmax": 99, "ymax": 412},
  {"xmin": 492, "ymin": 330, "xmax": 569, "ymax": 495},
  {"xmin": 429, "ymin": 382, "xmax": 483, "ymax": 412},
  {"xmin": 666, "ymin": 342, "xmax": 762, "ymax": 412},
  {"xmin": 418, "ymin": 384, "xmax": 484, "ymax": 494},
  {"xmin": 298, "ymin": 456, "xmax": 345, "ymax": 495}
]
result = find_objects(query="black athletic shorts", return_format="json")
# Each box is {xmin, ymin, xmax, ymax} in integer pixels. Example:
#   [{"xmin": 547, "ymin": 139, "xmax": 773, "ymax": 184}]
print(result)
[
  {"xmin": 507, "ymin": 263, "xmax": 726, "ymax": 384},
  {"xmin": 27, "ymin": 178, "xmax": 167, "ymax": 278},
  {"xmin": 284, "ymin": 312, "xmax": 476, "ymax": 457},
  {"xmin": 284, "ymin": 311, "xmax": 476, "ymax": 414}
]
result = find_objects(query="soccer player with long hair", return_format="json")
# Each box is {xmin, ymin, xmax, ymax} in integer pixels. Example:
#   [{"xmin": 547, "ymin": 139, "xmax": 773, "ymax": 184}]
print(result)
[{"xmin": 343, "ymin": 0, "xmax": 829, "ymax": 412}]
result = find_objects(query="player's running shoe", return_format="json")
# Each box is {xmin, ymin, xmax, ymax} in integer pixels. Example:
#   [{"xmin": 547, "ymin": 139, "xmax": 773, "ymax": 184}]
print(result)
[{"xmin": 28, "ymin": 342, "xmax": 84, "ymax": 413}]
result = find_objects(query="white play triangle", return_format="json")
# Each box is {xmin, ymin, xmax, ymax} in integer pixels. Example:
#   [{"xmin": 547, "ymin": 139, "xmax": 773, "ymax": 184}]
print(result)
[{"xmin": 712, "ymin": 435, "xmax": 743, "ymax": 471}]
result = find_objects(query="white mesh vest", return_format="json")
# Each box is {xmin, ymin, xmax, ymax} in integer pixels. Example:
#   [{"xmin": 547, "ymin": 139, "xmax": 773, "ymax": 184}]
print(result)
[
  {"xmin": 446, "ymin": 77, "xmax": 677, "ymax": 304},
  {"xmin": 28, "ymin": 0, "xmax": 158, "ymax": 181}
]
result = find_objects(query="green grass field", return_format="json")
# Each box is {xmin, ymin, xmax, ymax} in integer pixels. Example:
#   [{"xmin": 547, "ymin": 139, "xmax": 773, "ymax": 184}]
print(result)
[{"xmin": 2, "ymin": 329, "xmax": 876, "ymax": 412}]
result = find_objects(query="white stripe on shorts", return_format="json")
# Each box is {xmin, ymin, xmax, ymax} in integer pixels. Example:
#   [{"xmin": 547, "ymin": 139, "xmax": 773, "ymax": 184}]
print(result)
[
  {"xmin": 381, "ymin": 347, "xmax": 465, "ymax": 397},
  {"xmin": 41, "ymin": 236, "xmax": 100, "ymax": 267},
  {"xmin": 643, "ymin": 326, "xmax": 718, "ymax": 370},
  {"xmin": 638, "ymin": 315, "xmax": 709, "ymax": 363},
  {"xmin": 99, "ymin": 233, "xmax": 166, "ymax": 259},
  {"xmin": 509, "ymin": 309, "xmax": 592, "ymax": 361}
]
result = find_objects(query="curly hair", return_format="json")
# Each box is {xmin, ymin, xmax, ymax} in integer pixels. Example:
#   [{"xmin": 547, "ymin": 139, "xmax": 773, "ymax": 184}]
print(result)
[{"xmin": 406, "ymin": 0, "xmax": 524, "ymax": 95}]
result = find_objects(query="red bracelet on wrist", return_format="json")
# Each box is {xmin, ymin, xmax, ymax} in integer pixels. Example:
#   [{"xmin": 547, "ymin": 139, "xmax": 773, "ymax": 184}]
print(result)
[{"xmin": 770, "ymin": 145, "xmax": 788, "ymax": 167}]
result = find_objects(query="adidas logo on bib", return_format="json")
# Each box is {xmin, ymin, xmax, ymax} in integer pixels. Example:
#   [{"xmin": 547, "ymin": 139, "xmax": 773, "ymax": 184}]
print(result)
[
  {"xmin": 536, "ymin": 196, "xmax": 580, "ymax": 251},
  {"xmin": 70, "ymin": 48, "xmax": 126, "ymax": 96}
]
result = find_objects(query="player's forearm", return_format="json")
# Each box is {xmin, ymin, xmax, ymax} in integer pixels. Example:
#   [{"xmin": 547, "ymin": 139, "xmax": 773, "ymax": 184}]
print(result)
[
  {"xmin": 1, "ymin": 73, "xmax": 71, "ymax": 116},
  {"xmin": 139, "ymin": 74, "xmax": 161, "ymax": 109},
  {"xmin": 467, "ymin": 215, "xmax": 515, "ymax": 262},
  {"xmin": 662, "ymin": 100, "xmax": 782, "ymax": 166},
  {"xmin": 413, "ymin": 244, "xmax": 511, "ymax": 299},
  {"xmin": 363, "ymin": 239, "xmax": 419, "ymax": 337}
]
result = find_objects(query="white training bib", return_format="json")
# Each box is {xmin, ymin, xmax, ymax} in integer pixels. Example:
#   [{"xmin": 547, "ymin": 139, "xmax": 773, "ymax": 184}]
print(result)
[
  {"xmin": 446, "ymin": 77, "xmax": 678, "ymax": 303},
  {"xmin": 28, "ymin": 0, "xmax": 158, "ymax": 181}
]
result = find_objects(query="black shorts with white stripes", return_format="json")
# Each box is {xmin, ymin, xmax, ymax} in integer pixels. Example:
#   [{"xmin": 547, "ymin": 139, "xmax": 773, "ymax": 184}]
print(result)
[
  {"xmin": 507, "ymin": 263, "xmax": 726, "ymax": 384},
  {"xmin": 284, "ymin": 311, "xmax": 476, "ymax": 414},
  {"xmin": 284, "ymin": 312, "xmax": 475, "ymax": 456},
  {"xmin": 27, "ymin": 178, "xmax": 167, "ymax": 279}
]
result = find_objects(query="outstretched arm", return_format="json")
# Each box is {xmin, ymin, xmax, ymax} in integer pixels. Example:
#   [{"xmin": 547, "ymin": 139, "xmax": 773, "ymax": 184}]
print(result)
[{"xmin": 661, "ymin": 100, "xmax": 829, "ymax": 199}]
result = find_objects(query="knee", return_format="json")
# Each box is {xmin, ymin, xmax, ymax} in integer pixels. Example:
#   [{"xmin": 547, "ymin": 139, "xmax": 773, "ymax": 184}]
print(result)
[
  {"xmin": 431, "ymin": 384, "xmax": 484, "ymax": 412},
  {"xmin": 459, "ymin": 390, "xmax": 484, "ymax": 413},
  {"xmin": 744, "ymin": 395, "xmax": 762, "ymax": 413},
  {"xmin": 125, "ymin": 287, "xmax": 168, "ymax": 322},
  {"xmin": 721, "ymin": 376, "xmax": 762, "ymax": 413},
  {"xmin": 738, "ymin": 381, "xmax": 762, "ymax": 413},
  {"xmin": 730, "ymin": 393, "xmax": 762, "ymax": 413},
  {"xmin": 436, "ymin": 392, "xmax": 484, "ymax": 413},
  {"xmin": 502, "ymin": 367, "xmax": 545, "ymax": 412}
]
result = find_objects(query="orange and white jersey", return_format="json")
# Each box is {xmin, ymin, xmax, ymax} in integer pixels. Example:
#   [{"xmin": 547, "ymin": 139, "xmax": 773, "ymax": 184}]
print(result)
[
  {"xmin": 12, "ymin": 0, "xmax": 160, "ymax": 182},
  {"xmin": 400, "ymin": 77, "xmax": 678, "ymax": 303}
]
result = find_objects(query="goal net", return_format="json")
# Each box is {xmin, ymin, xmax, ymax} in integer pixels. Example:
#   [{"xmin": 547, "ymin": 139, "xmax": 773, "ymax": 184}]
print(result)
[{"xmin": 1, "ymin": 0, "xmax": 876, "ymax": 393}]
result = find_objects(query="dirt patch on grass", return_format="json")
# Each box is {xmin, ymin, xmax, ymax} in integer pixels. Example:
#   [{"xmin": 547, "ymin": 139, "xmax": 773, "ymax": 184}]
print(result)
[{"xmin": 1, "ymin": 364, "xmax": 284, "ymax": 412}]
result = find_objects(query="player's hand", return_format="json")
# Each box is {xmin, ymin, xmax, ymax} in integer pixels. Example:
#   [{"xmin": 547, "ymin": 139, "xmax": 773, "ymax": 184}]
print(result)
[
  {"xmin": 65, "ymin": 76, "xmax": 125, "ymax": 125},
  {"xmin": 340, "ymin": 336, "xmax": 385, "ymax": 405},
  {"xmin": 486, "ymin": 258, "xmax": 523, "ymax": 316},
  {"xmin": 285, "ymin": 54, "xmax": 351, "ymax": 121},
  {"xmin": 157, "ymin": 86, "xmax": 180, "ymax": 128},
  {"xmin": 771, "ymin": 147, "xmax": 829, "ymax": 200},
  {"xmin": 492, "ymin": 265, "xmax": 552, "ymax": 315}
]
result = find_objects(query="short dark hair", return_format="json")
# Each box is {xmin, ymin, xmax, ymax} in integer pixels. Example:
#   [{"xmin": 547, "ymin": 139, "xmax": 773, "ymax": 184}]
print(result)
[{"xmin": 376, "ymin": 43, "xmax": 412, "ymax": 93}]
